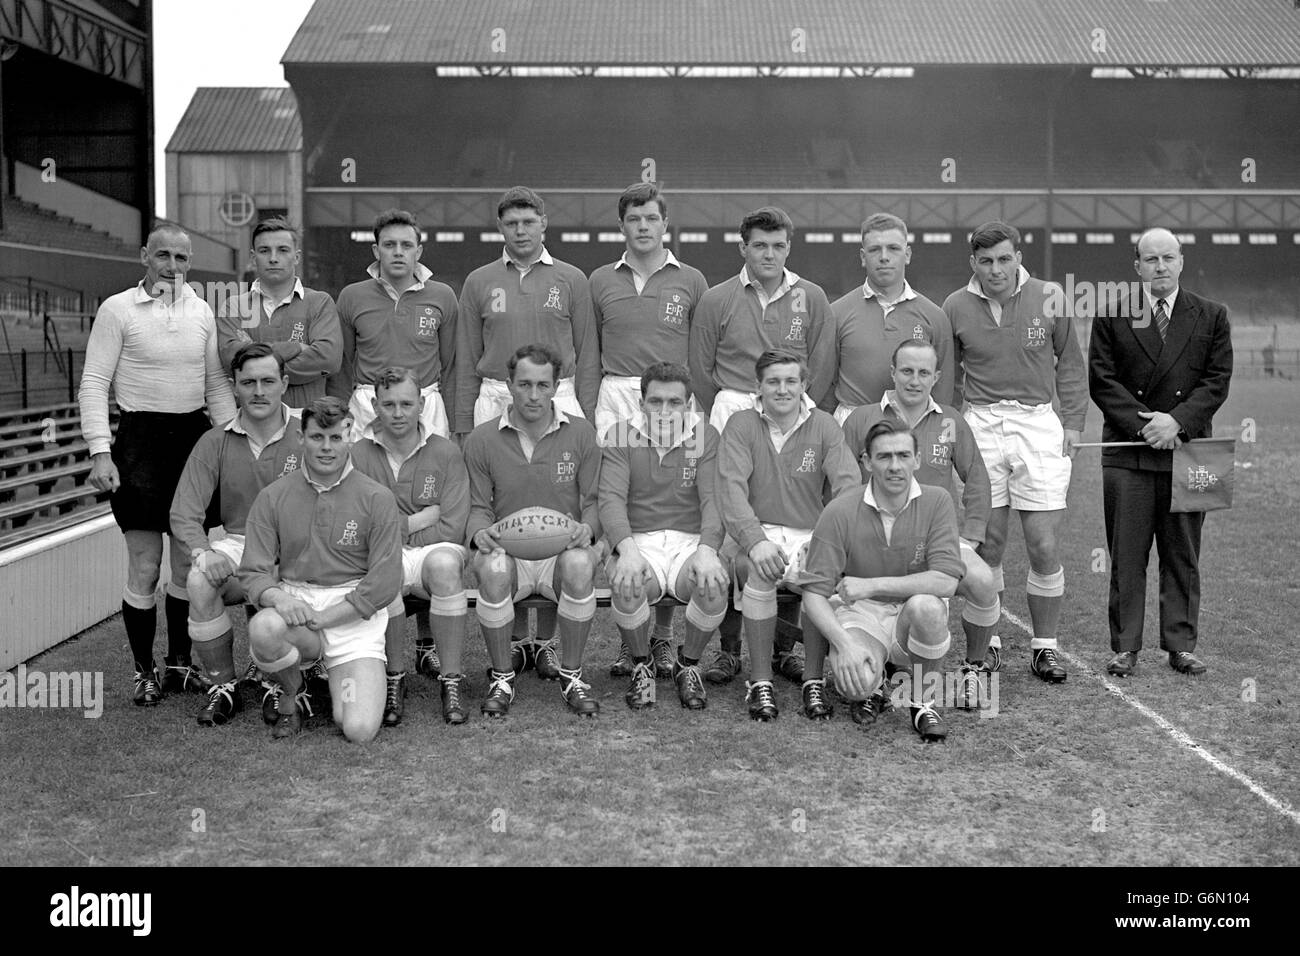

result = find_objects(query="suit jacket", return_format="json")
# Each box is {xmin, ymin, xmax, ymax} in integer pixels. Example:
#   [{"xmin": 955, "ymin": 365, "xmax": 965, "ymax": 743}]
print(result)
[{"xmin": 1089, "ymin": 287, "xmax": 1232, "ymax": 472}]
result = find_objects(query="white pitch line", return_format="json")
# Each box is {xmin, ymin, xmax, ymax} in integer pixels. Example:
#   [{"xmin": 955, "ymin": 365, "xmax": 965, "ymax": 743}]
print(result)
[{"xmin": 1001, "ymin": 608, "xmax": 1300, "ymax": 827}]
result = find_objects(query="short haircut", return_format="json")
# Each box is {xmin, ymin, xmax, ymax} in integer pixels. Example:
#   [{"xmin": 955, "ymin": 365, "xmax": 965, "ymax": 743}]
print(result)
[
  {"xmin": 301, "ymin": 396, "xmax": 352, "ymax": 431},
  {"xmin": 1133, "ymin": 228, "xmax": 1182, "ymax": 259},
  {"xmin": 251, "ymin": 217, "xmax": 299, "ymax": 247},
  {"xmin": 373, "ymin": 209, "xmax": 420, "ymax": 244},
  {"xmin": 864, "ymin": 419, "xmax": 919, "ymax": 456},
  {"xmin": 861, "ymin": 213, "xmax": 908, "ymax": 240},
  {"xmin": 231, "ymin": 341, "xmax": 285, "ymax": 378},
  {"xmin": 891, "ymin": 339, "xmax": 938, "ymax": 368},
  {"xmin": 640, "ymin": 361, "xmax": 692, "ymax": 399},
  {"xmin": 508, "ymin": 343, "xmax": 561, "ymax": 381},
  {"xmin": 741, "ymin": 206, "xmax": 794, "ymax": 243},
  {"xmin": 970, "ymin": 220, "xmax": 1020, "ymax": 253},
  {"xmin": 618, "ymin": 182, "xmax": 666, "ymax": 221},
  {"xmin": 144, "ymin": 223, "xmax": 189, "ymax": 249},
  {"xmin": 755, "ymin": 347, "xmax": 806, "ymax": 382},
  {"xmin": 497, "ymin": 186, "xmax": 545, "ymax": 219},
  {"xmin": 373, "ymin": 366, "xmax": 420, "ymax": 396}
]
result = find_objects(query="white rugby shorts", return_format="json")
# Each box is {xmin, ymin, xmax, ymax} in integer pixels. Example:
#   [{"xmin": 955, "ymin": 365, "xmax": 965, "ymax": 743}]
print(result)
[
  {"xmin": 964, "ymin": 401, "xmax": 1071, "ymax": 510},
  {"xmin": 474, "ymin": 377, "xmax": 583, "ymax": 428},
  {"xmin": 278, "ymin": 580, "xmax": 388, "ymax": 669}
]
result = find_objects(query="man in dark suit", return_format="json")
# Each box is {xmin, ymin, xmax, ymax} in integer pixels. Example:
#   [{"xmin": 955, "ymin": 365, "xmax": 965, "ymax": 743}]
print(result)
[{"xmin": 1088, "ymin": 227, "xmax": 1233, "ymax": 677}]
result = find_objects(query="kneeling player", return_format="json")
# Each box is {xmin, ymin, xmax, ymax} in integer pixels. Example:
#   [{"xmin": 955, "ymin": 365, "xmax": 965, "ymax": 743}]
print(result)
[
  {"xmin": 240, "ymin": 398, "xmax": 402, "ymax": 741},
  {"xmin": 841, "ymin": 340, "xmax": 1001, "ymax": 707},
  {"xmin": 170, "ymin": 343, "xmax": 305, "ymax": 726},
  {"xmin": 599, "ymin": 362, "xmax": 729, "ymax": 710},
  {"xmin": 352, "ymin": 367, "xmax": 470, "ymax": 726},
  {"xmin": 801, "ymin": 421, "xmax": 965, "ymax": 742},
  {"xmin": 464, "ymin": 344, "xmax": 603, "ymax": 717},
  {"xmin": 718, "ymin": 349, "xmax": 859, "ymax": 720}
]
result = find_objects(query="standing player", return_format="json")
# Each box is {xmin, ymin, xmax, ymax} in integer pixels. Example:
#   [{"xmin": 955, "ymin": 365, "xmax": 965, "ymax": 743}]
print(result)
[
  {"xmin": 943, "ymin": 221, "xmax": 1086, "ymax": 683},
  {"xmin": 826, "ymin": 213, "xmax": 954, "ymax": 420},
  {"xmin": 241, "ymin": 398, "xmax": 403, "ymax": 742},
  {"xmin": 599, "ymin": 362, "xmax": 729, "ymax": 710},
  {"xmin": 801, "ymin": 420, "xmax": 965, "ymax": 742},
  {"xmin": 841, "ymin": 340, "xmax": 1000, "ymax": 707},
  {"xmin": 717, "ymin": 349, "xmax": 859, "ymax": 720},
  {"xmin": 80, "ymin": 224, "xmax": 237, "ymax": 705},
  {"xmin": 455, "ymin": 186, "xmax": 599, "ymax": 665},
  {"xmin": 351, "ymin": 367, "xmax": 471, "ymax": 726},
  {"xmin": 328, "ymin": 209, "xmax": 458, "ymax": 439},
  {"xmin": 216, "ymin": 217, "xmax": 341, "ymax": 408},
  {"xmin": 589, "ymin": 182, "xmax": 709, "ymax": 677},
  {"xmin": 689, "ymin": 207, "xmax": 836, "ymax": 682},
  {"xmin": 464, "ymin": 345, "xmax": 603, "ymax": 717},
  {"xmin": 170, "ymin": 343, "xmax": 305, "ymax": 726}
]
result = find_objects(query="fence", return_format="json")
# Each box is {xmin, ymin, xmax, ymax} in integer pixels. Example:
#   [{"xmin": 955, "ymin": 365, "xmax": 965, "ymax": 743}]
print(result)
[{"xmin": 0, "ymin": 349, "xmax": 86, "ymax": 407}]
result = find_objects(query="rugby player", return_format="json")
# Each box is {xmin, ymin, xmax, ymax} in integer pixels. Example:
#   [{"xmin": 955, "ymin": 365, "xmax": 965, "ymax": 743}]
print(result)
[
  {"xmin": 328, "ymin": 209, "xmax": 457, "ymax": 439},
  {"xmin": 241, "ymin": 397, "xmax": 403, "ymax": 742},
  {"xmin": 588, "ymin": 182, "xmax": 709, "ymax": 678},
  {"xmin": 598, "ymin": 362, "xmax": 728, "ymax": 710},
  {"xmin": 942, "ymin": 221, "xmax": 1087, "ymax": 683},
  {"xmin": 170, "ymin": 343, "xmax": 306, "ymax": 726},
  {"xmin": 351, "ymin": 367, "xmax": 470, "ymax": 726},
  {"xmin": 801, "ymin": 419, "xmax": 965, "ymax": 742},
  {"xmin": 80, "ymin": 224, "xmax": 237, "ymax": 705},
  {"xmin": 216, "ymin": 217, "xmax": 341, "ymax": 409},
  {"xmin": 463, "ymin": 345, "xmax": 603, "ymax": 717},
  {"xmin": 826, "ymin": 213, "xmax": 954, "ymax": 420},
  {"xmin": 840, "ymin": 340, "xmax": 1000, "ymax": 707},
  {"xmin": 717, "ymin": 349, "xmax": 858, "ymax": 720}
]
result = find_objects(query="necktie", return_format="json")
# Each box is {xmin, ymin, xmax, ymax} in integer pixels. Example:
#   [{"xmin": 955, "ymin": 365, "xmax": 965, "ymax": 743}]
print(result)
[{"xmin": 1155, "ymin": 299, "xmax": 1169, "ymax": 341}]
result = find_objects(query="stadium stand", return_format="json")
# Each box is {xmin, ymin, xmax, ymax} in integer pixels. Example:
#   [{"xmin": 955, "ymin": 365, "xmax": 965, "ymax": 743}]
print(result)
[{"xmin": 0, "ymin": 196, "xmax": 141, "ymax": 259}]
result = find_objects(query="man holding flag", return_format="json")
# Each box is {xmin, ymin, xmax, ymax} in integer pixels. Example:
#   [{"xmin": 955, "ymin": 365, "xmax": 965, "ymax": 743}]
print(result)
[{"xmin": 1088, "ymin": 227, "xmax": 1233, "ymax": 677}]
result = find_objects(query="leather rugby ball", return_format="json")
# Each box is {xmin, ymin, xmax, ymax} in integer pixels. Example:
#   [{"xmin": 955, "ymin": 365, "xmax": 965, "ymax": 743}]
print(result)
[{"xmin": 491, "ymin": 507, "xmax": 575, "ymax": 560}]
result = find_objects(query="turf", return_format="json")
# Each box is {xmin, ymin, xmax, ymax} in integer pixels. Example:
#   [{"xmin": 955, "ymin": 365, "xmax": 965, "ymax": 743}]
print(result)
[{"xmin": 1, "ymin": 379, "xmax": 1297, "ymax": 866}]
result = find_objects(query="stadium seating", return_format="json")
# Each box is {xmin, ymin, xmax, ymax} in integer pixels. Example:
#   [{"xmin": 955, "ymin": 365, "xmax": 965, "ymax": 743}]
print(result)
[{"xmin": 0, "ymin": 197, "xmax": 140, "ymax": 259}]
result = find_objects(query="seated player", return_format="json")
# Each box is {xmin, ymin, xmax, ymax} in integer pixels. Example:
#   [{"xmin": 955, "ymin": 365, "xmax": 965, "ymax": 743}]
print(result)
[
  {"xmin": 463, "ymin": 344, "xmax": 603, "ymax": 717},
  {"xmin": 599, "ymin": 362, "xmax": 729, "ymax": 710},
  {"xmin": 170, "ymin": 343, "xmax": 306, "ymax": 726},
  {"xmin": 841, "ymin": 340, "xmax": 1001, "ymax": 707},
  {"xmin": 718, "ymin": 349, "xmax": 859, "ymax": 720},
  {"xmin": 351, "ymin": 367, "xmax": 470, "ymax": 727},
  {"xmin": 240, "ymin": 398, "xmax": 403, "ymax": 741},
  {"xmin": 801, "ymin": 420, "xmax": 965, "ymax": 742}
]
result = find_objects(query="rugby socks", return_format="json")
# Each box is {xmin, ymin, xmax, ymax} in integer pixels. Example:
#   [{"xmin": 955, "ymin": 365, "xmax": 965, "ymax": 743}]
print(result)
[
  {"xmin": 683, "ymin": 596, "xmax": 726, "ymax": 661},
  {"xmin": 536, "ymin": 604, "xmax": 558, "ymax": 647},
  {"xmin": 428, "ymin": 592, "xmax": 468, "ymax": 677},
  {"xmin": 188, "ymin": 611, "xmax": 236, "ymax": 685},
  {"xmin": 1026, "ymin": 567, "xmax": 1065, "ymax": 651},
  {"xmin": 557, "ymin": 590, "xmax": 597, "ymax": 670},
  {"xmin": 718, "ymin": 605, "xmax": 743, "ymax": 655},
  {"xmin": 122, "ymin": 587, "xmax": 157, "ymax": 672},
  {"xmin": 906, "ymin": 625, "xmax": 951, "ymax": 707},
  {"xmin": 774, "ymin": 599, "xmax": 801, "ymax": 654},
  {"xmin": 742, "ymin": 583, "xmax": 778, "ymax": 682},
  {"xmin": 164, "ymin": 594, "xmax": 190, "ymax": 662},
  {"xmin": 477, "ymin": 595, "xmax": 515, "ymax": 674},
  {"xmin": 651, "ymin": 605, "xmax": 674, "ymax": 648},
  {"xmin": 801, "ymin": 612, "xmax": 828, "ymax": 682},
  {"xmin": 612, "ymin": 597, "xmax": 651, "ymax": 657},
  {"xmin": 961, "ymin": 597, "xmax": 1000, "ymax": 664}
]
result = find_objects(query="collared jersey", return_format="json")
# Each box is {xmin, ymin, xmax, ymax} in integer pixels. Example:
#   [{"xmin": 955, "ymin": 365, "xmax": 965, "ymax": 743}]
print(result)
[
  {"xmin": 169, "ymin": 407, "xmax": 304, "ymax": 555},
  {"xmin": 590, "ymin": 254, "xmax": 709, "ymax": 375},
  {"xmin": 239, "ymin": 465, "xmax": 402, "ymax": 619},
  {"xmin": 455, "ymin": 252, "xmax": 598, "ymax": 432},
  {"xmin": 840, "ymin": 394, "xmax": 992, "ymax": 543},
  {"xmin": 217, "ymin": 282, "xmax": 341, "ymax": 407},
  {"xmin": 462, "ymin": 411, "xmax": 602, "ymax": 546},
  {"xmin": 801, "ymin": 482, "xmax": 965, "ymax": 598},
  {"xmin": 718, "ymin": 406, "xmax": 859, "ymax": 552},
  {"xmin": 599, "ymin": 415, "xmax": 722, "ymax": 550},
  {"xmin": 351, "ymin": 431, "xmax": 470, "ymax": 547}
]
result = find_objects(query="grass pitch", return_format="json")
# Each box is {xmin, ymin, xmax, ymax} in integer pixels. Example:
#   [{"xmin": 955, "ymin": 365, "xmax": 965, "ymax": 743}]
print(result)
[{"xmin": 1, "ymin": 379, "xmax": 1297, "ymax": 866}]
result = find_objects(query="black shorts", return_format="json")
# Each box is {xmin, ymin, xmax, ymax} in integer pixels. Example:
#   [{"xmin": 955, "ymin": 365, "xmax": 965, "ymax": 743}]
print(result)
[{"xmin": 110, "ymin": 409, "xmax": 211, "ymax": 533}]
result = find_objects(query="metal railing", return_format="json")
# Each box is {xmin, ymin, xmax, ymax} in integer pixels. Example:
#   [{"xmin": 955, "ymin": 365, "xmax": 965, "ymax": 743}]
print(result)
[{"xmin": 0, "ymin": 349, "xmax": 86, "ymax": 407}]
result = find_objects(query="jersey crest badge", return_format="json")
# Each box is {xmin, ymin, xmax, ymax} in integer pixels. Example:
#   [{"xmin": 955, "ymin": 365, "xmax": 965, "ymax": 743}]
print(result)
[
  {"xmin": 290, "ymin": 321, "xmax": 305, "ymax": 343},
  {"xmin": 281, "ymin": 453, "xmax": 298, "ymax": 476},
  {"xmin": 555, "ymin": 451, "xmax": 576, "ymax": 482},
  {"xmin": 418, "ymin": 307, "xmax": 440, "ymax": 337},
  {"xmin": 338, "ymin": 519, "xmax": 359, "ymax": 547},
  {"xmin": 786, "ymin": 315, "xmax": 805, "ymax": 343},
  {"xmin": 544, "ymin": 286, "xmax": 563, "ymax": 310},
  {"xmin": 913, "ymin": 323, "xmax": 925, "ymax": 340},
  {"xmin": 663, "ymin": 294, "xmax": 685, "ymax": 326},
  {"xmin": 420, "ymin": 474, "xmax": 437, "ymax": 500},
  {"xmin": 795, "ymin": 447, "xmax": 817, "ymax": 473},
  {"xmin": 681, "ymin": 456, "xmax": 698, "ymax": 484}
]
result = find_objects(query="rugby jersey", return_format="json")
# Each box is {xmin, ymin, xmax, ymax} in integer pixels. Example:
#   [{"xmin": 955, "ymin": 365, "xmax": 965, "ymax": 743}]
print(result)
[
  {"xmin": 589, "ymin": 253, "xmax": 709, "ymax": 375},
  {"xmin": 942, "ymin": 269, "xmax": 1088, "ymax": 431},
  {"xmin": 718, "ymin": 406, "xmax": 858, "ymax": 551},
  {"xmin": 455, "ymin": 250, "xmax": 599, "ymax": 432},
  {"xmin": 351, "ymin": 429, "xmax": 469, "ymax": 547},
  {"xmin": 169, "ymin": 406, "xmax": 304, "ymax": 555},
  {"xmin": 840, "ymin": 392, "xmax": 991, "ymax": 543},
  {"xmin": 463, "ymin": 407, "xmax": 602, "ymax": 546},
  {"xmin": 802, "ymin": 480, "xmax": 965, "ymax": 599},
  {"xmin": 216, "ymin": 280, "xmax": 342, "ymax": 407},
  {"xmin": 598, "ymin": 414, "xmax": 722, "ymax": 551},
  {"xmin": 828, "ymin": 280, "xmax": 955, "ymax": 407},
  {"xmin": 239, "ymin": 462, "xmax": 403, "ymax": 619},
  {"xmin": 688, "ymin": 268, "xmax": 836, "ymax": 415},
  {"xmin": 330, "ymin": 263, "xmax": 458, "ymax": 405}
]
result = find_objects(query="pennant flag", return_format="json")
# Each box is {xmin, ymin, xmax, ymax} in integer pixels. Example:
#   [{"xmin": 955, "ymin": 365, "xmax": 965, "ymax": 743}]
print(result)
[{"xmin": 1170, "ymin": 438, "xmax": 1235, "ymax": 513}]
